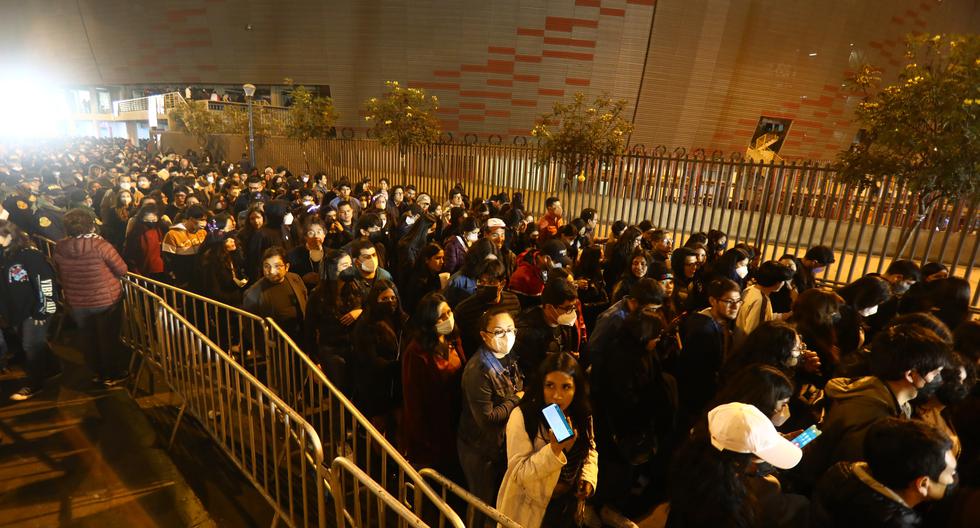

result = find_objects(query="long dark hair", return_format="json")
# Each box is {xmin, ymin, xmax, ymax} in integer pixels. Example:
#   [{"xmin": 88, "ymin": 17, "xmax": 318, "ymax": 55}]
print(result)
[
  {"xmin": 362, "ymin": 279, "xmax": 406, "ymax": 330},
  {"xmin": 610, "ymin": 226, "xmax": 642, "ymax": 264},
  {"xmin": 574, "ymin": 245, "xmax": 604, "ymax": 285},
  {"xmin": 668, "ymin": 430, "xmax": 756, "ymax": 528},
  {"xmin": 728, "ymin": 321, "xmax": 800, "ymax": 374},
  {"xmin": 713, "ymin": 364, "xmax": 794, "ymax": 418},
  {"xmin": 518, "ymin": 352, "xmax": 591, "ymax": 442},
  {"xmin": 837, "ymin": 275, "xmax": 891, "ymax": 311},
  {"xmin": 459, "ymin": 238, "xmax": 496, "ymax": 279},
  {"xmin": 0, "ymin": 221, "xmax": 35, "ymax": 256},
  {"xmin": 411, "ymin": 292, "xmax": 455, "ymax": 358}
]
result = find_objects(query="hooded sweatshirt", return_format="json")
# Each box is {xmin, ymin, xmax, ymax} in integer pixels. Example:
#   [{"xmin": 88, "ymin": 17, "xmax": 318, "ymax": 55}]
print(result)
[{"xmin": 795, "ymin": 376, "xmax": 908, "ymax": 490}]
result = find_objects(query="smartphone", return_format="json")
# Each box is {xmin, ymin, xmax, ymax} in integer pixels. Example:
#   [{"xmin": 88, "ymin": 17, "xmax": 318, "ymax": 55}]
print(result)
[
  {"xmin": 791, "ymin": 425, "xmax": 821, "ymax": 448},
  {"xmin": 542, "ymin": 403, "xmax": 574, "ymax": 443}
]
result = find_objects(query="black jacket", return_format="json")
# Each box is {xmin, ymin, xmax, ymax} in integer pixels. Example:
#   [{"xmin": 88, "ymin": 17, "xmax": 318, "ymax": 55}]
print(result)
[
  {"xmin": 513, "ymin": 306, "xmax": 577, "ymax": 377},
  {"xmin": 811, "ymin": 462, "xmax": 922, "ymax": 528},
  {"xmin": 0, "ymin": 247, "xmax": 58, "ymax": 326},
  {"xmin": 677, "ymin": 310, "xmax": 730, "ymax": 419}
]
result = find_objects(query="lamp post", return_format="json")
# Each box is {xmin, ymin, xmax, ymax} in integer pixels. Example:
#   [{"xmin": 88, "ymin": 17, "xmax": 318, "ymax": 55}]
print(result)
[{"xmin": 243, "ymin": 83, "xmax": 256, "ymax": 169}]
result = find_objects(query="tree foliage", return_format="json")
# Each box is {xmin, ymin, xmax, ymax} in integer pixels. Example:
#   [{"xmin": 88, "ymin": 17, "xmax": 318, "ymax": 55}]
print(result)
[
  {"xmin": 531, "ymin": 92, "xmax": 634, "ymax": 179},
  {"xmin": 168, "ymin": 101, "xmax": 223, "ymax": 150},
  {"xmin": 364, "ymin": 81, "xmax": 441, "ymax": 155},
  {"xmin": 285, "ymin": 84, "xmax": 338, "ymax": 146},
  {"xmin": 836, "ymin": 33, "xmax": 979, "ymax": 204}
]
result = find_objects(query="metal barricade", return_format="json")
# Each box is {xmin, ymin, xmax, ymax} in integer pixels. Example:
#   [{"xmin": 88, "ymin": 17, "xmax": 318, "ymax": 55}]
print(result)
[
  {"xmin": 264, "ymin": 320, "xmax": 466, "ymax": 528},
  {"xmin": 125, "ymin": 273, "xmax": 268, "ymax": 375},
  {"xmin": 419, "ymin": 469, "xmax": 522, "ymax": 528},
  {"xmin": 330, "ymin": 457, "xmax": 428, "ymax": 528},
  {"xmin": 121, "ymin": 279, "xmax": 328, "ymax": 528}
]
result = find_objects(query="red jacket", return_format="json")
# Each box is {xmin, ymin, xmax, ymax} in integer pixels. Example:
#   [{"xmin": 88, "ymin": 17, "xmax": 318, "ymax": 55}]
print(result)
[
  {"xmin": 53, "ymin": 235, "xmax": 128, "ymax": 308},
  {"xmin": 508, "ymin": 250, "xmax": 545, "ymax": 296},
  {"xmin": 124, "ymin": 224, "xmax": 165, "ymax": 275}
]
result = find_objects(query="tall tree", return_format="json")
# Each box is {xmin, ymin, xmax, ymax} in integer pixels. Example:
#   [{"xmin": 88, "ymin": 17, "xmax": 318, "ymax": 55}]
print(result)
[
  {"xmin": 836, "ymin": 33, "xmax": 979, "ymax": 256},
  {"xmin": 364, "ymin": 81, "xmax": 441, "ymax": 177},
  {"xmin": 285, "ymin": 82, "xmax": 338, "ymax": 172}
]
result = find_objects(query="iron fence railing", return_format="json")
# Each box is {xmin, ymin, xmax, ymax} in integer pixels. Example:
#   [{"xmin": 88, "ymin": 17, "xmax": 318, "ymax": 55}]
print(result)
[{"xmin": 121, "ymin": 279, "xmax": 327, "ymax": 528}]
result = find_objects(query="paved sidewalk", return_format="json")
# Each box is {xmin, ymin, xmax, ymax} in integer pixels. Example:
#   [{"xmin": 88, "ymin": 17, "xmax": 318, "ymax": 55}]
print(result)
[{"xmin": 0, "ymin": 339, "xmax": 215, "ymax": 527}]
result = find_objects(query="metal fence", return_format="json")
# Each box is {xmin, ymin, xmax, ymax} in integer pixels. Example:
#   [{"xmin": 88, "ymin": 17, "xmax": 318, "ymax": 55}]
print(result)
[
  {"xmin": 159, "ymin": 132, "xmax": 979, "ymax": 305},
  {"xmin": 121, "ymin": 279, "xmax": 327, "ymax": 528},
  {"xmin": 330, "ymin": 457, "xmax": 427, "ymax": 528},
  {"xmin": 419, "ymin": 469, "xmax": 522, "ymax": 528},
  {"xmin": 120, "ymin": 274, "xmax": 470, "ymax": 527}
]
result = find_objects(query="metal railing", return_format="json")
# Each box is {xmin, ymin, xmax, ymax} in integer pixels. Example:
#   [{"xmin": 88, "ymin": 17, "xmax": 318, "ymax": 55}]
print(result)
[
  {"xmin": 121, "ymin": 279, "xmax": 327, "ymax": 528},
  {"xmin": 113, "ymin": 91, "xmax": 187, "ymax": 115},
  {"xmin": 119, "ymin": 274, "xmax": 466, "ymax": 527},
  {"xmin": 263, "ymin": 320, "xmax": 466, "ymax": 527},
  {"xmin": 125, "ymin": 273, "xmax": 268, "ymax": 374},
  {"xmin": 330, "ymin": 457, "xmax": 427, "ymax": 528},
  {"xmin": 163, "ymin": 132, "xmax": 980, "ymax": 305},
  {"xmin": 419, "ymin": 469, "xmax": 522, "ymax": 528}
]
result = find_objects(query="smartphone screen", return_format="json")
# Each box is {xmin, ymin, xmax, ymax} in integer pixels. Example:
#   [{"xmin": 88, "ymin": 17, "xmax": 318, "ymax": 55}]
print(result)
[
  {"xmin": 542, "ymin": 403, "xmax": 574, "ymax": 443},
  {"xmin": 791, "ymin": 425, "xmax": 821, "ymax": 448}
]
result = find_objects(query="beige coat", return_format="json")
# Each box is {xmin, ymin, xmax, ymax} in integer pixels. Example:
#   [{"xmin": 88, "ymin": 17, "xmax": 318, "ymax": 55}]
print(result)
[{"xmin": 495, "ymin": 406, "xmax": 598, "ymax": 528}]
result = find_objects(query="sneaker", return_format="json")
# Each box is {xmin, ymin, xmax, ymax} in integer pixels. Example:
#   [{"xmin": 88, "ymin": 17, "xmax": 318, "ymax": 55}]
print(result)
[
  {"xmin": 10, "ymin": 387, "xmax": 39, "ymax": 401},
  {"xmin": 103, "ymin": 374, "xmax": 129, "ymax": 387}
]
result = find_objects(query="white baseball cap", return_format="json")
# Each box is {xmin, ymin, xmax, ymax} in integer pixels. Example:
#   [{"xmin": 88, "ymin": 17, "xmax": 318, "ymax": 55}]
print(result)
[
  {"xmin": 486, "ymin": 218, "xmax": 506, "ymax": 229},
  {"xmin": 707, "ymin": 402, "xmax": 802, "ymax": 469}
]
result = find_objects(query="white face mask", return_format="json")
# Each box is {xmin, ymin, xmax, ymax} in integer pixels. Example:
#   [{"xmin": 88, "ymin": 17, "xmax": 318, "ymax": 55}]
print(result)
[
  {"xmin": 436, "ymin": 313, "xmax": 455, "ymax": 335},
  {"xmin": 404, "ymin": 215, "xmax": 417, "ymax": 226},
  {"xmin": 283, "ymin": 213, "xmax": 294, "ymax": 225},
  {"xmin": 772, "ymin": 404, "xmax": 791, "ymax": 427},
  {"xmin": 119, "ymin": 182, "xmax": 132, "ymax": 191},
  {"xmin": 735, "ymin": 265, "xmax": 749, "ymax": 279},
  {"xmin": 556, "ymin": 310, "xmax": 577, "ymax": 327},
  {"xmin": 859, "ymin": 304, "xmax": 878, "ymax": 317},
  {"xmin": 206, "ymin": 176, "xmax": 214, "ymax": 184},
  {"xmin": 360, "ymin": 256, "xmax": 377, "ymax": 273},
  {"xmin": 487, "ymin": 332, "xmax": 516, "ymax": 358},
  {"xmin": 465, "ymin": 231, "xmax": 479, "ymax": 243}
]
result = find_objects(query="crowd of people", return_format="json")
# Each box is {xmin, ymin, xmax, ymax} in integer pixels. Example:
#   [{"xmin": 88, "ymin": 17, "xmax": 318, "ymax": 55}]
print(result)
[{"xmin": 0, "ymin": 137, "xmax": 977, "ymax": 528}]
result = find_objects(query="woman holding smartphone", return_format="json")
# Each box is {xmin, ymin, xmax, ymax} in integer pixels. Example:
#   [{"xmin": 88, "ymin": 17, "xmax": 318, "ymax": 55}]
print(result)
[{"xmin": 496, "ymin": 352, "xmax": 598, "ymax": 528}]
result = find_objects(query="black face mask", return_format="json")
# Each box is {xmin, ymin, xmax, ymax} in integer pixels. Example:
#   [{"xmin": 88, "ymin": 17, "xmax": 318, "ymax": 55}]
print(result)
[
  {"xmin": 369, "ymin": 231, "xmax": 387, "ymax": 244},
  {"xmin": 375, "ymin": 302, "xmax": 397, "ymax": 317},
  {"xmin": 916, "ymin": 374, "xmax": 944, "ymax": 400}
]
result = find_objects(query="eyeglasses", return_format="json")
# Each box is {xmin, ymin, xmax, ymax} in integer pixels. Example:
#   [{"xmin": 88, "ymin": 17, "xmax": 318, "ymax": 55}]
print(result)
[
  {"xmin": 555, "ymin": 304, "xmax": 577, "ymax": 315},
  {"xmin": 483, "ymin": 328, "xmax": 517, "ymax": 339},
  {"xmin": 717, "ymin": 298, "xmax": 743, "ymax": 307}
]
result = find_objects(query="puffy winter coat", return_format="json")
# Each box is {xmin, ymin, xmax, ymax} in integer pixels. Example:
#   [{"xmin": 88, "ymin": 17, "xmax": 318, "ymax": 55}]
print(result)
[{"xmin": 53, "ymin": 234, "xmax": 128, "ymax": 308}]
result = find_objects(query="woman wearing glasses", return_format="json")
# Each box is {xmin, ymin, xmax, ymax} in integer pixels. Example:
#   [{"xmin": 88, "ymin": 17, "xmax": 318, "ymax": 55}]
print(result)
[{"xmin": 457, "ymin": 307, "xmax": 524, "ymax": 521}]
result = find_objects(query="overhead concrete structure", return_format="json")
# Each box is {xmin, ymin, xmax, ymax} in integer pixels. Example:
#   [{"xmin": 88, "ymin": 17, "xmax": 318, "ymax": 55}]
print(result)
[{"xmin": 1, "ymin": 0, "xmax": 978, "ymax": 159}]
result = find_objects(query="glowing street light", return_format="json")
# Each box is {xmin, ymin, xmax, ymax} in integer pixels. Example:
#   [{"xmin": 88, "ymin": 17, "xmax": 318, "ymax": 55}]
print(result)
[{"xmin": 243, "ymin": 83, "xmax": 256, "ymax": 169}]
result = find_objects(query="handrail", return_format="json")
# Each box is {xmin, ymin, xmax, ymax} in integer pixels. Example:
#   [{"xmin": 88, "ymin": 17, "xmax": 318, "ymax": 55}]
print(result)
[
  {"xmin": 122, "ymin": 279, "xmax": 327, "ymax": 528},
  {"xmin": 264, "ymin": 319, "xmax": 466, "ymax": 528},
  {"xmin": 329, "ymin": 457, "xmax": 428, "ymax": 528},
  {"xmin": 419, "ymin": 468, "xmax": 522, "ymax": 528},
  {"xmin": 118, "ymin": 273, "xmax": 464, "ymax": 526}
]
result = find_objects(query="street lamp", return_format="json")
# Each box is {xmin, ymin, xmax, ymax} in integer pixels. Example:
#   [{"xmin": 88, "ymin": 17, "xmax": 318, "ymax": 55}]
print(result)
[{"xmin": 243, "ymin": 83, "xmax": 256, "ymax": 169}]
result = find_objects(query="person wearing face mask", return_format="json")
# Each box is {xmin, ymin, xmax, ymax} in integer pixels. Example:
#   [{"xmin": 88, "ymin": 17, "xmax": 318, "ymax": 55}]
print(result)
[
  {"xmin": 400, "ymin": 292, "xmax": 467, "ymax": 477},
  {"xmin": 512, "ymin": 276, "xmax": 581, "ymax": 379},
  {"xmin": 123, "ymin": 204, "xmax": 167, "ymax": 281},
  {"xmin": 812, "ymin": 418, "xmax": 957, "ymax": 528},
  {"xmin": 287, "ymin": 220, "xmax": 328, "ymax": 290},
  {"xmin": 339, "ymin": 239, "xmax": 393, "ymax": 300},
  {"xmin": 686, "ymin": 247, "xmax": 750, "ymax": 310},
  {"xmin": 794, "ymin": 324, "xmax": 951, "ymax": 492},
  {"xmin": 101, "ymin": 189, "xmax": 135, "ymax": 253},
  {"xmin": 864, "ymin": 260, "xmax": 921, "ymax": 340},
  {"xmin": 509, "ymin": 238, "xmax": 572, "ymax": 300},
  {"xmin": 457, "ymin": 308, "xmax": 525, "ymax": 515},
  {"xmin": 350, "ymin": 280, "xmax": 409, "ymax": 434},
  {"xmin": 454, "ymin": 259, "xmax": 522, "ymax": 357},
  {"xmin": 536, "ymin": 196, "xmax": 564, "ymax": 245},
  {"xmin": 348, "ymin": 212, "xmax": 388, "ymax": 268},
  {"xmin": 734, "ymin": 261, "xmax": 796, "ymax": 348},
  {"xmin": 793, "ymin": 245, "xmax": 835, "ymax": 294},
  {"xmin": 835, "ymin": 275, "xmax": 892, "ymax": 360},
  {"xmin": 243, "ymin": 247, "xmax": 308, "ymax": 341},
  {"xmin": 442, "ymin": 216, "xmax": 479, "ymax": 275},
  {"xmin": 161, "ymin": 204, "xmax": 209, "ymax": 289}
]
